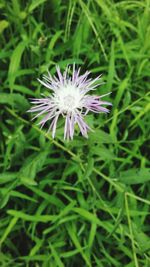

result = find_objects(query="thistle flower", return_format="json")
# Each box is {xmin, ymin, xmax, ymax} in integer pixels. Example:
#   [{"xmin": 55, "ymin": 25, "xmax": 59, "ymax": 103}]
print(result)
[{"xmin": 28, "ymin": 65, "xmax": 112, "ymax": 139}]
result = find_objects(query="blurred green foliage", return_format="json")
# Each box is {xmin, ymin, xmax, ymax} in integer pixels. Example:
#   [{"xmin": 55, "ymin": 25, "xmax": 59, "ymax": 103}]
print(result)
[{"xmin": 0, "ymin": 0, "xmax": 150, "ymax": 266}]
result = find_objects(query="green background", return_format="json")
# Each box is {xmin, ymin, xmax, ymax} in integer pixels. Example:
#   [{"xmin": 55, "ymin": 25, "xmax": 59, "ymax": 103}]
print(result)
[{"xmin": 0, "ymin": 0, "xmax": 150, "ymax": 266}]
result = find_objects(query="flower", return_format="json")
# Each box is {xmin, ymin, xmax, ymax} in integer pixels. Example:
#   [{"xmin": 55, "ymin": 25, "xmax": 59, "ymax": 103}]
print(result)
[{"xmin": 28, "ymin": 65, "xmax": 112, "ymax": 139}]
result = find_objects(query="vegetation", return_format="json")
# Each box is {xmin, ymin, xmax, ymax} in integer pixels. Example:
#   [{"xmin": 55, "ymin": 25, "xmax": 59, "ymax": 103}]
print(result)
[{"xmin": 0, "ymin": 0, "xmax": 150, "ymax": 266}]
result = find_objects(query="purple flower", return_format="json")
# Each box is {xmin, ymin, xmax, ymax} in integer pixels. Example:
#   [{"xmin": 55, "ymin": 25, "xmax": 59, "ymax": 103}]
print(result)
[{"xmin": 28, "ymin": 65, "xmax": 112, "ymax": 140}]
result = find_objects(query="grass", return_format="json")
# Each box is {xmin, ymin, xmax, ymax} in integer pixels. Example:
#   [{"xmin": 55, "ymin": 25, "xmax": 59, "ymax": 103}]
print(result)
[{"xmin": 0, "ymin": 0, "xmax": 150, "ymax": 266}]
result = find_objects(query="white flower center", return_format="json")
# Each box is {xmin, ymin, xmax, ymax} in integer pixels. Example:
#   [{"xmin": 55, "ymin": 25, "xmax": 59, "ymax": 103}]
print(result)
[
  {"xmin": 63, "ymin": 95, "xmax": 75, "ymax": 109},
  {"xmin": 55, "ymin": 84, "xmax": 82, "ymax": 113}
]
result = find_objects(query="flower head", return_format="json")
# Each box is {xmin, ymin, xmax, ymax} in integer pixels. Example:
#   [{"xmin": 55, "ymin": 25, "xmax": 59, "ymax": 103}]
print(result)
[{"xmin": 28, "ymin": 65, "xmax": 112, "ymax": 139}]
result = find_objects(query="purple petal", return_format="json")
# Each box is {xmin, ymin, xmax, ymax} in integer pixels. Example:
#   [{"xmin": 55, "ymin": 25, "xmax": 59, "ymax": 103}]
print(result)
[
  {"xmin": 75, "ymin": 113, "xmax": 91, "ymax": 138},
  {"xmin": 64, "ymin": 115, "xmax": 69, "ymax": 140},
  {"xmin": 48, "ymin": 114, "xmax": 59, "ymax": 138}
]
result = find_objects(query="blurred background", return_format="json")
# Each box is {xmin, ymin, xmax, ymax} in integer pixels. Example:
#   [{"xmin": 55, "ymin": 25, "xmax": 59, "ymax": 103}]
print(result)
[{"xmin": 0, "ymin": 0, "xmax": 150, "ymax": 266}]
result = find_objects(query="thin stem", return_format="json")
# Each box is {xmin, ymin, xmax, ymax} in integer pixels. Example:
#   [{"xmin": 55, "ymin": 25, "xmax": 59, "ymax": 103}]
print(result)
[{"xmin": 125, "ymin": 193, "xmax": 139, "ymax": 267}]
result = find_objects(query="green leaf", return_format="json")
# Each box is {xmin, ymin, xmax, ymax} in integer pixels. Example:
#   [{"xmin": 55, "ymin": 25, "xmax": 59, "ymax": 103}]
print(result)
[
  {"xmin": 106, "ymin": 39, "xmax": 115, "ymax": 91},
  {"xmin": 49, "ymin": 243, "xmax": 64, "ymax": 267},
  {"xmin": 10, "ymin": 190, "xmax": 37, "ymax": 202},
  {"xmin": 67, "ymin": 224, "xmax": 91, "ymax": 267},
  {"xmin": 83, "ymin": 157, "xmax": 94, "ymax": 180},
  {"xmin": 0, "ymin": 20, "xmax": 9, "ymax": 34},
  {"xmin": 8, "ymin": 41, "xmax": 27, "ymax": 89},
  {"xmin": 0, "ymin": 217, "xmax": 18, "ymax": 246},
  {"xmin": 25, "ymin": 186, "xmax": 64, "ymax": 208},
  {"xmin": 91, "ymin": 146, "xmax": 115, "ymax": 160},
  {"xmin": 89, "ymin": 129, "xmax": 113, "ymax": 144},
  {"xmin": 0, "ymin": 172, "xmax": 17, "ymax": 184},
  {"xmin": 20, "ymin": 177, "xmax": 38, "ymax": 186},
  {"xmin": 28, "ymin": 0, "xmax": 46, "ymax": 13},
  {"xmin": 88, "ymin": 222, "xmax": 97, "ymax": 248},
  {"xmin": 119, "ymin": 168, "xmax": 150, "ymax": 184},
  {"xmin": 73, "ymin": 208, "xmax": 102, "ymax": 226},
  {"xmin": 19, "ymin": 151, "xmax": 49, "ymax": 182},
  {"xmin": 7, "ymin": 210, "xmax": 56, "ymax": 222},
  {"xmin": 0, "ymin": 93, "xmax": 29, "ymax": 110}
]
